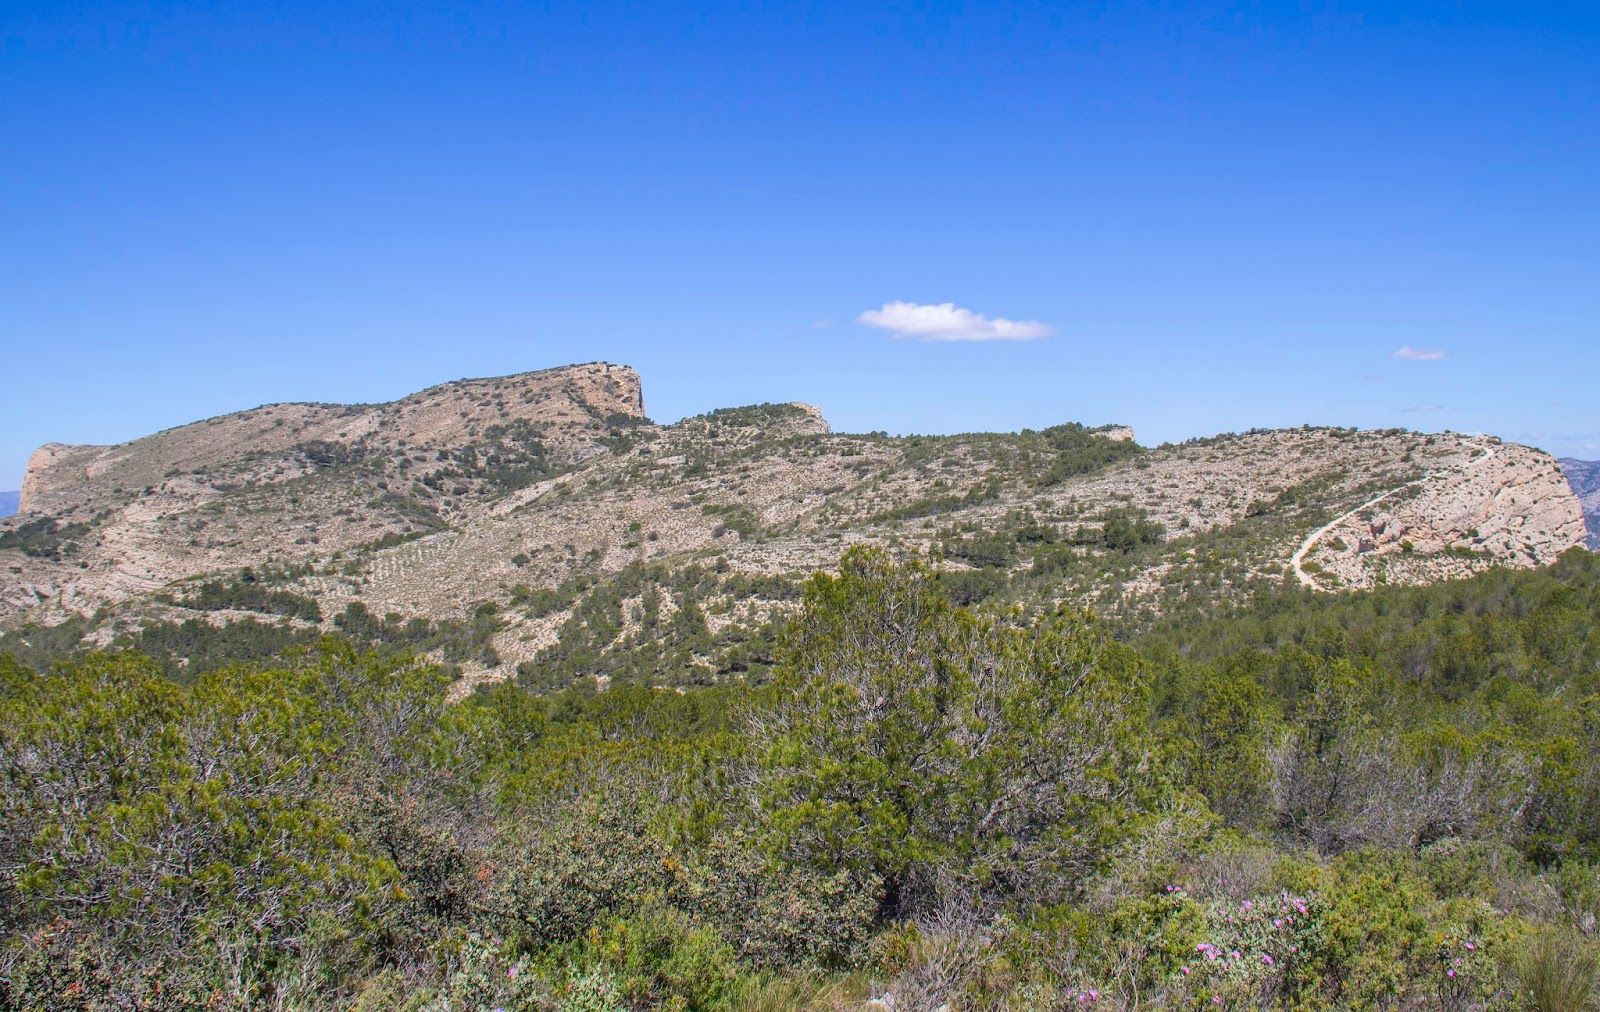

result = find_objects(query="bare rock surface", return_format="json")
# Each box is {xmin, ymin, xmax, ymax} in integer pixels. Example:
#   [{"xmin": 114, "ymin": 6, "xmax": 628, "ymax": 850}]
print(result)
[{"xmin": 1559, "ymin": 459, "xmax": 1600, "ymax": 549}]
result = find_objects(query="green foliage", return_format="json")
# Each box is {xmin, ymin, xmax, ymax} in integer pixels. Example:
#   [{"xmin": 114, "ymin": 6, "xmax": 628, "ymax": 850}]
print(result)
[
  {"xmin": 690, "ymin": 831, "xmax": 880, "ymax": 970},
  {"xmin": 7, "ymin": 549, "xmax": 1600, "ymax": 1007},
  {"xmin": 0, "ymin": 515, "xmax": 92, "ymax": 560},
  {"xmin": 1032, "ymin": 422, "xmax": 1144, "ymax": 486},
  {"xmin": 334, "ymin": 599, "xmax": 504, "ymax": 667},
  {"xmin": 750, "ymin": 547, "xmax": 1151, "ymax": 912},
  {"xmin": 117, "ymin": 614, "xmax": 324, "ymax": 682},
  {"xmin": 1091, "ymin": 507, "xmax": 1167, "ymax": 552},
  {"xmin": 162, "ymin": 571, "xmax": 324, "ymax": 620},
  {"xmin": 518, "ymin": 563, "xmax": 787, "ymax": 690},
  {"xmin": 1507, "ymin": 929, "xmax": 1600, "ymax": 1012},
  {"xmin": 0, "ymin": 645, "xmax": 455, "ymax": 1003},
  {"xmin": 445, "ymin": 418, "xmax": 565, "ymax": 493}
]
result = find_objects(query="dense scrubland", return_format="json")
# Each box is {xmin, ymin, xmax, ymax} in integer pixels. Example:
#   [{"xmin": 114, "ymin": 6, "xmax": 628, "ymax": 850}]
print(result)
[{"xmin": 4, "ymin": 548, "xmax": 1600, "ymax": 1010}]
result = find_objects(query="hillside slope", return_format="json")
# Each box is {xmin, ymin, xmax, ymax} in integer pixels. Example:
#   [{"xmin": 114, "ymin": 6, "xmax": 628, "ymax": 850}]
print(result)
[
  {"xmin": 4, "ymin": 362, "xmax": 645, "ymax": 615},
  {"xmin": 1, "ymin": 364, "xmax": 1585, "ymax": 690}
]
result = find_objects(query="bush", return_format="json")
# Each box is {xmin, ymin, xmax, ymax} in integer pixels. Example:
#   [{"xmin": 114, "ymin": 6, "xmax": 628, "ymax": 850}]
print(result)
[
  {"xmin": 1507, "ymin": 930, "xmax": 1600, "ymax": 1012},
  {"xmin": 691, "ymin": 832, "xmax": 880, "ymax": 969},
  {"xmin": 748, "ymin": 547, "xmax": 1151, "ymax": 915}
]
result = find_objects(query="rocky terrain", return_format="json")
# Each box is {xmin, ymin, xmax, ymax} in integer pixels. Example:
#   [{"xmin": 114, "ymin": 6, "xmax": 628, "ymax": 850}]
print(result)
[
  {"xmin": 6, "ymin": 362, "xmax": 645, "ymax": 616},
  {"xmin": 1, "ymin": 363, "xmax": 1586, "ymax": 691},
  {"xmin": 1559, "ymin": 459, "xmax": 1600, "ymax": 549}
]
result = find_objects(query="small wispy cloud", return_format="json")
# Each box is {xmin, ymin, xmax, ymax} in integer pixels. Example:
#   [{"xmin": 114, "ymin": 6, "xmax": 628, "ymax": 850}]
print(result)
[
  {"xmin": 1394, "ymin": 345, "xmax": 1447, "ymax": 362},
  {"xmin": 1403, "ymin": 404, "xmax": 1444, "ymax": 413},
  {"xmin": 857, "ymin": 301, "xmax": 1053, "ymax": 342}
]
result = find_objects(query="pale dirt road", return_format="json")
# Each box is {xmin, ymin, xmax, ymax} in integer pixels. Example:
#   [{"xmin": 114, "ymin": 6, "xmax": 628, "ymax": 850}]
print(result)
[{"xmin": 1291, "ymin": 440, "xmax": 1497, "ymax": 588}]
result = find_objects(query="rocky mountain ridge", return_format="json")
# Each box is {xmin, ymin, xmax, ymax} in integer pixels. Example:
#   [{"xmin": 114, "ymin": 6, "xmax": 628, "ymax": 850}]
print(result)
[
  {"xmin": 6, "ymin": 363, "xmax": 646, "ymax": 614},
  {"xmin": 1, "ymin": 364, "xmax": 1586, "ymax": 692}
]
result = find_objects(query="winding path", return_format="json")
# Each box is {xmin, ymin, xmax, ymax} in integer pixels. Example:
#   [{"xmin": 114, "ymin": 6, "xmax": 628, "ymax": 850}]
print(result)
[{"xmin": 1290, "ymin": 439, "xmax": 1498, "ymax": 588}]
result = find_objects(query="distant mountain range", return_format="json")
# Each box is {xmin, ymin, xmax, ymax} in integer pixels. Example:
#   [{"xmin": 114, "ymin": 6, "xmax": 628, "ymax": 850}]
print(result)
[
  {"xmin": 0, "ymin": 362, "xmax": 1589, "ymax": 694},
  {"xmin": 0, "ymin": 491, "xmax": 17, "ymax": 517},
  {"xmin": 1560, "ymin": 459, "xmax": 1600, "ymax": 549}
]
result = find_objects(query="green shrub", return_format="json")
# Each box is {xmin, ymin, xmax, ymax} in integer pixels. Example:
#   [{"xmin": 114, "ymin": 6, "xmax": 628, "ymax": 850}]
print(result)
[{"xmin": 1507, "ymin": 930, "xmax": 1600, "ymax": 1012}]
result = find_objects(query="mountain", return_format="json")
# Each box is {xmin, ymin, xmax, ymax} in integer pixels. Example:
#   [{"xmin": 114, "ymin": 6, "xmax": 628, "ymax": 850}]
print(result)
[
  {"xmin": 0, "ymin": 491, "xmax": 16, "ymax": 517},
  {"xmin": 1559, "ymin": 458, "xmax": 1600, "ymax": 549},
  {"xmin": 1, "ymin": 362, "xmax": 1586, "ymax": 691}
]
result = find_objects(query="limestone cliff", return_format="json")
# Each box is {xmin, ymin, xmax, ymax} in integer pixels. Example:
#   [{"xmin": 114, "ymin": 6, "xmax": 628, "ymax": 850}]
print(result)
[
  {"xmin": 1294, "ymin": 439, "xmax": 1586, "ymax": 590},
  {"xmin": 1557, "ymin": 459, "xmax": 1600, "ymax": 550}
]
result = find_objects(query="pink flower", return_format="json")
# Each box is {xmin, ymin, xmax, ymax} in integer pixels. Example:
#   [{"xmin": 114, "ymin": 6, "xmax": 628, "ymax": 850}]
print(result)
[
  {"xmin": 508, "ymin": 966, "xmax": 519, "ymax": 979},
  {"xmin": 1241, "ymin": 900, "xmax": 1254, "ymax": 912},
  {"xmin": 1447, "ymin": 969, "xmax": 1456, "ymax": 979},
  {"xmin": 1465, "ymin": 942, "xmax": 1477, "ymax": 951},
  {"xmin": 1181, "ymin": 966, "xmax": 1191, "ymax": 975},
  {"xmin": 1213, "ymin": 996, "xmax": 1224, "ymax": 1005},
  {"xmin": 1230, "ymin": 951, "xmax": 1242, "ymax": 961},
  {"xmin": 1273, "ymin": 918, "xmax": 1283, "ymax": 928},
  {"xmin": 1089, "ymin": 989, "xmax": 1100, "ymax": 1001},
  {"xmin": 1262, "ymin": 954, "xmax": 1274, "ymax": 965}
]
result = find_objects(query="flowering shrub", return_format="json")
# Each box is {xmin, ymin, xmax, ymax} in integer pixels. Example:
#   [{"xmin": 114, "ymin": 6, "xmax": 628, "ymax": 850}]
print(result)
[
  {"xmin": 1168, "ymin": 888, "xmax": 1325, "ymax": 1008},
  {"xmin": 419, "ymin": 933, "xmax": 548, "ymax": 1012},
  {"xmin": 1428, "ymin": 929, "xmax": 1499, "ymax": 1009}
]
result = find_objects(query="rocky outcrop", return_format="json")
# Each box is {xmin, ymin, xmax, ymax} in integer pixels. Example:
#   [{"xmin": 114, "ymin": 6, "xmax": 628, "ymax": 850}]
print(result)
[
  {"xmin": 18, "ymin": 443, "xmax": 97, "ymax": 515},
  {"xmin": 1559, "ymin": 459, "xmax": 1600, "ymax": 550},
  {"xmin": 1295, "ymin": 439, "xmax": 1586, "ymax": 590}
]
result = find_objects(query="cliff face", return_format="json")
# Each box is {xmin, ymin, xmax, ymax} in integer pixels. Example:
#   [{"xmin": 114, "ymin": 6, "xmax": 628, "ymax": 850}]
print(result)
[
  {"xmin": 18, "ymin": 443, "xmax": 90, "ymax": 515},
  {"xmin": 1294, "ymin": 439, "xmax": 1587, "ymax": 590},
  {"xmin": 1560, "ymin": 459, "xmax": 1600, "ymax": 549}
]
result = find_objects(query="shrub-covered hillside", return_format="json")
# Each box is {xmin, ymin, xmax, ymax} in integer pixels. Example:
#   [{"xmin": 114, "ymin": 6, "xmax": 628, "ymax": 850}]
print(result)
[{"xmin": 3, "ymin": 549, "xmax": 1600, "ymax": 1009}]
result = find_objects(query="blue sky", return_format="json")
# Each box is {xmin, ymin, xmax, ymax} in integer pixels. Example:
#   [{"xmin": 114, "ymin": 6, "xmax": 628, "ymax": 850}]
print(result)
[{"xmin": 3, "ymin": 2, "xmax": 1598, "ymax": 490}]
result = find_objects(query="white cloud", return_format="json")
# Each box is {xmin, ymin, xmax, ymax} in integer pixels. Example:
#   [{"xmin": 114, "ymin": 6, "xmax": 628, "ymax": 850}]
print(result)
[
  {"xmin": 857, "ymin": 301, "xmax": 1053, "ymax": 342},
  {"xmin": 1394, "ymin": 345, "xmax": 1447, "ymax": 361}
]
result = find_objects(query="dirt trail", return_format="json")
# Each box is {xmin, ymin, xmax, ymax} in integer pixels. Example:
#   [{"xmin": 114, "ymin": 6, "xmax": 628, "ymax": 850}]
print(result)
[{"xmin": 1291, "ymin": 440, "xmax": 1497, "ymax": 588}]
